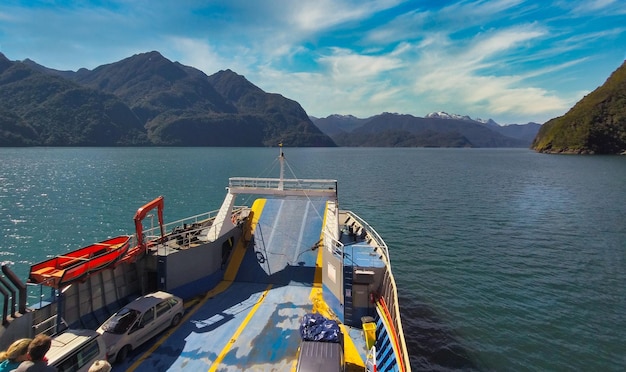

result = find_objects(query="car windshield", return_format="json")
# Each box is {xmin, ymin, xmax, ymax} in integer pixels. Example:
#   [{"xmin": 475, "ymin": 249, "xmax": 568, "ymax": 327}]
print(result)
[{"xmin": 102, "ymin": 307, "xmax": 140, "ymax": 334}]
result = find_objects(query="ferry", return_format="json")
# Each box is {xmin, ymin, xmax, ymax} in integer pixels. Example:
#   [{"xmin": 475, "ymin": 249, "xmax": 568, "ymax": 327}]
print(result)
[{"xmin": 0, "ymin": 147, "xmax": 411, "ymax": 371}]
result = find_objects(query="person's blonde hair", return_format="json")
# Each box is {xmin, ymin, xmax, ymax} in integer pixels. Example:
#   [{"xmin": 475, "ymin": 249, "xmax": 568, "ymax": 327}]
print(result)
[
  {"xmin": 88, "ymin": 359, "xmax": 112, "ymax": 372},
  {"xmin": 0, "ymin": 338, "xmax": 32, "ymax": 362}
]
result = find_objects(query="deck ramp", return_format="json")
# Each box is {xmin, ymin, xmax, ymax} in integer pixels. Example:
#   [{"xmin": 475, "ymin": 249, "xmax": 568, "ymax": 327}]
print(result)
[{"xmin": 235, "ymin": 197, "xmax": 328, "ymax": 285}]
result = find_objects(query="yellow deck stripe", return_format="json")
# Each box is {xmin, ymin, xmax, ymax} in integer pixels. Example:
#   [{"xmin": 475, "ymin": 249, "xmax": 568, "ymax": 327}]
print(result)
[
  {"xmin": 224, "ymin": 199, "xmax": 265, "ymax": 281},
  {"xmin": 209, "ymin": 284, "xmax": 273, "ymax": 371},
  {"xmin": 127, "ymin": 199, "xmax": 267, "ymax": 371},
  {"xmin": 127, "ymin": 280, "xmax": 233, "ymax": 371}
]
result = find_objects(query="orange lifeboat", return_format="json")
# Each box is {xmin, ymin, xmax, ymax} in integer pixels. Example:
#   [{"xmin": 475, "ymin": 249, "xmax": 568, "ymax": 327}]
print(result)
[{"xmin": 29, "ymin": 235, "xmax": 131, "ymax": 288}]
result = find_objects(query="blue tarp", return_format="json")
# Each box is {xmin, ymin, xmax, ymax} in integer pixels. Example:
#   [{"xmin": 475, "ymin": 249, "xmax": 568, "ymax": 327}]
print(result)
[{"xmin": 299, "ymin": 313, "xmax": 341, "ymax": 343}]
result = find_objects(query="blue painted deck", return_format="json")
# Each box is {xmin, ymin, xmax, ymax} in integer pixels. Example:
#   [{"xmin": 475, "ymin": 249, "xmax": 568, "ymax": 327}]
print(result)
[
  {"xmin": 126, "ymin": 282, "xmax": 313, "ymax": 371},
  {"xmin": 118, "ymin": 197, "xmax": 369, "ymax": 371},
  {"xmin": 343, "ymin": 242, "xmax": 386, "ymax": 269}
]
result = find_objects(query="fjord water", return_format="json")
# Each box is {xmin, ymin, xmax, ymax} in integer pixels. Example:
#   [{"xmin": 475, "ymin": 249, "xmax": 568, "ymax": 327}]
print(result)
[{"xmin": 1, "ymin": 147, "xmax": 624, "ymax": 371}]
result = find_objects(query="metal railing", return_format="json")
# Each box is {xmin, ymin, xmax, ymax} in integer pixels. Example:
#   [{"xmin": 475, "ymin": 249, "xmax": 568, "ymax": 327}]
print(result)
[
  {"xmin": 344, "ymin": 211, "xmax": 391, "ymax": 266},
  {"xmin": 32, "ymin": 314, "xmax": 67, "ymax": 336},
  {"xmin": 26, "ymin": 282, "xmax": 55, "ymax": 309},
  {"xmin": 142, "ymin": 207, "xmax": 248, "ymax": 251},
  {"xmin": 379, "ymin": 269, "xmax": 411, "ymax": 371},
  {"xmin": 229, "ymin": 177, "xmax": 337, "ymax": 193},
  {"xmin": 329, "ymin": 210, "xmax": 409, "ymax": 370}
]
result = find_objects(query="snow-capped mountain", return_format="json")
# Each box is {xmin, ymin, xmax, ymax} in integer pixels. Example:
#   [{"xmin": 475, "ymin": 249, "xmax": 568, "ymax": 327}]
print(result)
[
  {"xmin": 327, "ymin": 114, "xmax": 359, "ymax": 121},
  {"xmin": 311, "ymin": 111, "xmax": 541, "ymax": 147},
  {"xmin": 425, "ymin": 111, "xmax": 473, "ymax": 121},
  {"xmin": 426, "ymin": 111, "xmax": 499, "ymax": 126}
]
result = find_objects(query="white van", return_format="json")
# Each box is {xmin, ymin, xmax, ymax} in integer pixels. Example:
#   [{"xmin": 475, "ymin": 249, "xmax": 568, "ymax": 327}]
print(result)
[
  {"xmin": 47, "ymin": 329, "xmax": 107, "ymax": 372},
  {"xmin": 96, "ymin": 291, "xmax": 184, "ymax": 363}
]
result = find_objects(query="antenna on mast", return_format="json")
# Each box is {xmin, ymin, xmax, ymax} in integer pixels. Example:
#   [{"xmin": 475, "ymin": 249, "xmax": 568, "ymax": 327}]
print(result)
[{"xmin": 278, "ymin": 142, "xmax": 284, "ymax": 190}]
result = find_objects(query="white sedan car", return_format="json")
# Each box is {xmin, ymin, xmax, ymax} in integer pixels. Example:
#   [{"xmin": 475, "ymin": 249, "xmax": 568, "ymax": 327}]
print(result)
[{"xmin": 96, "ymin": 291, "xmax": 184, "ymax": 363}]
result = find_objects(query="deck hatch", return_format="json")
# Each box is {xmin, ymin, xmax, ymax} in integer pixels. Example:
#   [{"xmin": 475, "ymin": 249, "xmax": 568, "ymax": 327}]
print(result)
[{"xmin": 296, "ymin": 341, "xmax": 343, "ymax": 372}]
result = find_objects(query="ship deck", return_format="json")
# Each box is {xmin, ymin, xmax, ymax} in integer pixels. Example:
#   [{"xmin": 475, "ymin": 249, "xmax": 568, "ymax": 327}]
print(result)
[{"xmin": 116, "ymin": 197, "xmax": 371, "ymax": 371}]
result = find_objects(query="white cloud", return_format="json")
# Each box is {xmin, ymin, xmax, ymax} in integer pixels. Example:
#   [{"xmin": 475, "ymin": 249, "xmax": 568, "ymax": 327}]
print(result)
[
  {"xmin": 1, "ymin": 0, "xmax": 622, "ymax": 124},
  {"xmin": 188, "ymin": 0, "xmax": 402, "ymax": 65},
  {"xmin": 365, "ymin": 0, "xmax": 528, "ymax": 45},
  {"xmin": 440, "ymin": 0, "xmax": 527, "ymax": 19},
  {"xmin": 283, "ymin": 0, "xmax": 402, "ymax": 32},
  {"xmin": 0, "ymin": 11, "xmax": 15, "ymax": 21},
  {"xmin": 167, "ymin": 37, "xmax": 253, "ymax": 76},
  {"xmin": 408, "ymin": 25, "xmax": 572, "ymax": 121},
  {"xmin": 318, "ymin": 48, "xmax": 403, "ymax": 81},
  {"xmin": 560, "ymin": 28, "xmax": 626, "ymax": 49},
  {"xmin": 255, "ymin": 58, "xmax": 407, "ymax": 119},
  {"xmin": 253, "ymin": 19, "xmax": 576, "ymax": 123},
  {"xmin": 463, "ymin": 26, "xmax": 545, "ymax": 64},
  {"xmin": 570, "ymin": 0, "xmax": 621, "ymax": 13},
  {"xmin": 519, "ymin": 58, "xmax": 588, "ymax": 80}
]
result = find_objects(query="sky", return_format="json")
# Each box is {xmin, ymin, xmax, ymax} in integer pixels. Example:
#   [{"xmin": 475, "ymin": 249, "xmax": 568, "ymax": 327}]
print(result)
[{"xmin": 0, "ymin": 1, "xmax": 625, "ymax": 125}]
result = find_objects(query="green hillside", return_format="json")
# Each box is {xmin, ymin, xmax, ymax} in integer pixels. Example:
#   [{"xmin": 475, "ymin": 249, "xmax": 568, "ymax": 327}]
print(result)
[
  {"xmin": 0, "ymin": 51, "xmax": 334, "ymax": 147},
  {"xmin": 532, "ymin": 60, "xmax": 626, "ymax": 154},
  {"xmin": 0, "ymin": 54, "xmax": 148, "ymax": 146}
]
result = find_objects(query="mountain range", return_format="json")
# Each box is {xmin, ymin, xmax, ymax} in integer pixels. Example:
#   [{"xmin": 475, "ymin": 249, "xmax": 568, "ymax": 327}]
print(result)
[
  {"xmin": 0, "ymin": 50, "xmax": 539, "ymax": 148},
  {"xmin": 0, "ymin": 51, "xmax": 333, "ymax": 146},
  {"xmin": 2, "ymin": 50, "xmax": 624, "ymax": 152},
  {"xmin": 311, "ymin": 112, "xmax": 540, "ymax": 147}
]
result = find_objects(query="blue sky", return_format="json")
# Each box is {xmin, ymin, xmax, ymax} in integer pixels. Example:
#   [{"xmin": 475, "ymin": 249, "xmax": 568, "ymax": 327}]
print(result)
[{"xmin": 0, "ymin": 0, "xmax": 625, "ymax": 124}]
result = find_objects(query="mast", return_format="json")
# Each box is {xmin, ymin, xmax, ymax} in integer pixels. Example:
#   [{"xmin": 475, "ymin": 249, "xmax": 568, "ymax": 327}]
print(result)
[
  {"xmin": 278, "ymin": 142, "xmax": 284, "ymax": 190},
  {"xmin": 228, "ymin": 142, "xmax": 336, "ymax": 197}
]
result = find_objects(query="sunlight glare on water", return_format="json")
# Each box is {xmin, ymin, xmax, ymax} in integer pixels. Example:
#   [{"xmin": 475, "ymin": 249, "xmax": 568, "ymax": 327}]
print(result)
[{"xmin": 0, "ymin": 147, "xmax": 624, "ymax": 371}]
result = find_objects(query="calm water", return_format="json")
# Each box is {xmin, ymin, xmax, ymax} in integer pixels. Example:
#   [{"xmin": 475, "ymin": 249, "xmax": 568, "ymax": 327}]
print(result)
[{"xmin": 1, "ymin": 147, "xmax": 625, "ymax": 371}]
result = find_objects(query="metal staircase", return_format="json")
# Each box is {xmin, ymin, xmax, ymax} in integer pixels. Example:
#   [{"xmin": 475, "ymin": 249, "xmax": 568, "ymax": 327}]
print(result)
[{"xmin": 343, "ymin": 264, "xmax": 355, "ymax": 326}]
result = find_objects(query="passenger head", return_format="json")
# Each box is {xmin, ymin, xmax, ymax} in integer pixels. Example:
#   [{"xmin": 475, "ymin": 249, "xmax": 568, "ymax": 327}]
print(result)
[
  {"xmin": 88, "ymin": 359, "xmax": 112, "ymax": 372},
  {"xmin": 27, "ymin": 334, "xmax": 52, "ymax": 362},
  {"xmin": 0, "ymin": 338, "xmax": 32, "ymax": 362}
]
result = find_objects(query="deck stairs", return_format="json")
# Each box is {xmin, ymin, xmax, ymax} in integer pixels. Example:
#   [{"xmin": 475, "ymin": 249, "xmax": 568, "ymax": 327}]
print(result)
[{"xmin": 343, "ymin": 264, "xmax": 354, "ymax": 326}]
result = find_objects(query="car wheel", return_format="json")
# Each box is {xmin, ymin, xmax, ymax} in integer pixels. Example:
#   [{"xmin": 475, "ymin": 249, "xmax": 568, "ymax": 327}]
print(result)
[
  {"xmin": 171, "ymin": 313, "xmax": 182, "ymax": 327},
  {"xmin": 116, "ymin": 345, "xmax": 131, "ymax": 363}
]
